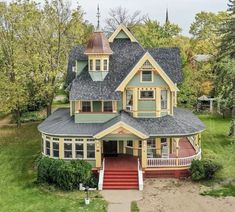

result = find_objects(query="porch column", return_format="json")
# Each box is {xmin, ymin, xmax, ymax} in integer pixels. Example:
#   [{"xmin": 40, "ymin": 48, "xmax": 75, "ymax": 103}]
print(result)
[
  {"xmin": 156, "ymin": 138, "xmax": 161, "ymax": 156},
  {"xmin": 95, "ymin": 140, "xmax": 101, "ymax": 168},
  {"xmin": 175, "ymin": 138, "xmax": 180, "ymax": 166},
  {"xmin": 133, "ymin": 88, "xmax": 138, "ymax": 117},
  {"xmin": 141, "ymin": 140, "xmax": 147, "ymax": 168},
  {"xmin": 133, "ymin": 140, "xmax": 139, "ymax": 156},
  {"xmin": 156, "ymin": 87, "xmax": 161, "ymax": 117}
]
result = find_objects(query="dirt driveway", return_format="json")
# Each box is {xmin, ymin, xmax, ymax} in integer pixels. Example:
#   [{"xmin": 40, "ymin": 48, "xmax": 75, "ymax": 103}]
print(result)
[{"xmin": 137, "ymin": 179, "xmax": 235, "ymax": 212}]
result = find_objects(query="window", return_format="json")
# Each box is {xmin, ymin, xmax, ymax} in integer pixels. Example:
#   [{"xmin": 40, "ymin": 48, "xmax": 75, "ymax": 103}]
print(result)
[
  {"xmin": 53, "ymin": 137, "xmax": 59, "ymax": 141},
  {"xmin": 127, "ymin": 140, "xmax": 133, "ymax": 147},
  {"xmin": 103, "ymin": 59, "xmax": 108, "ymax": 71},
  {"xmin": 89, "ymin": 59, "xmax": 93, "ymax": 71},
  {"xmin": 161, "ymin": 90, "xmax": 168, "ymax": 109},
  {"xmin": 64, "ymin": 143, "xmax": 72, "ymax": 158},
  {"xmin": 147, "ymin": 139, "xmax": 156, "ymax": 148},
  {"xmin": 95, "ymin": 59, "xmax": 101, "ymax": 71},
  {"xmin": 75, "ymin": 143, "xmax": 84, "ymax": 159},
  {"xmin": 46, "ymin": 140, "xmax": 50, "ymax": 156},
  {"xmin": 141, "ymin": 71, "xmax": 152, "ymax": 82},
  {"xmin": 87, "ymin": 143, "xmax": 95, "ymax": 159},
  {"xmin": 82, "ymin": 101, "xmax": 91, "ymax": 112},
  {"xmin": 64, "ymin": 138, "xmax": 72, "ymax": 141},
  {"xmin": 161, "ymin": 138, "xmax": 167, "ymax": 146},
  {"xmin": 126, "ymin": 90, "xmax": 133, "ymax": 108},
  {"xmin": 53, "ymin": 142, "xmax": 59, "ymax": 158},
  {"xmin": 103, "ymin": 101, "xmax": 113, "ymax": 112},
  {"xmin": 140, "ymin": 90, "xmax": 154, "ymax": 99},
  {"xmin": 139, "ymin": 140, "xmax": 142, "ymax": 148}
]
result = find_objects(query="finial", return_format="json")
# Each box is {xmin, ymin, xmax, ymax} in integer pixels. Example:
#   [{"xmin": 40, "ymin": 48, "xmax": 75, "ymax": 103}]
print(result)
[
  {"xmin": 165, "ymin": 8, "xmax": 169, "ymax": 24},
  {"xmin": 96, "ymin": 4, "xmax": 100, "ymax": 31}
]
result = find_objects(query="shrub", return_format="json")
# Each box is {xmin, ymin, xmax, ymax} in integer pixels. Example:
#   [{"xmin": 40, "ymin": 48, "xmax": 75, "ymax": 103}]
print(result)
[
  {"xmin": 202, "ymin": 160, "xmax": 220, "ymax": 180},
  {"xmin": 189, "ymin": 159, "xmax": 220, "ymax": 181},
  {"xmin": 189, "ymin": 160, "xmax": 205, "ymax": 181},
  {"xmin": 36, "ymin": 156, "xmax": 95, "ymax": 190}
]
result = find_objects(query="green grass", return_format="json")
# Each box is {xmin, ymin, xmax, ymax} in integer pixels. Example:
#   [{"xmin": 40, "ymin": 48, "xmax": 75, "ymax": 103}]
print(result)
[
  {"xmin": 201, "ymin": 184, "xmax": 235, "ymax": 197},
  {"xmin": 199, "ymin": 114, "xmax": 235, "ymax": 180},
  {"xmin": 0, "ymin": 124, "xmax": 106, "ymax": 212},
  {"xmin": 131, "ymin": 201, "xmax": 139, "ymax": 212}
]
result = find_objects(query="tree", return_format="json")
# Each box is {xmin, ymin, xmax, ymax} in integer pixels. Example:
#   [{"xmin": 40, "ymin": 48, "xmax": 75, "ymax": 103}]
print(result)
[
  {"xmin": 133, "ymin": 19, "xmax": 181, "ymax": 48},
  {"xmin": 190, "ymin": 11, "xmax": 228, "ymax": 55},
  {"xmin": 0, "ymin": 1, "xmax": 39, "ymax": 126},
  {"xmin": 216, "ymin": 0, "xmax": 235, "ymax": 137},
  {"xmin": 105, "ymin": 6, "xmax": 146, "ymax": 33}
]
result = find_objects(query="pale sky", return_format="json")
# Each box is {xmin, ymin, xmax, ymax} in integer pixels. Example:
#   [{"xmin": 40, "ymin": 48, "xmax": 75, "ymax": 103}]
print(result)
[{"xmin": 4, "ymin": 0, "xmax": 228, "ymax": 35}]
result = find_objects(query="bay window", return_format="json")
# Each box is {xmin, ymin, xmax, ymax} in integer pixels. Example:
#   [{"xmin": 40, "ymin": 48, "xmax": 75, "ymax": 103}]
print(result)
[
  {"xmin": 46, "ymin": 140, "xmax": 51, "ymax": 156},
  {"xmin": 103, "ymin": 59, "xmax": 108, "ymax": 71},
  {"xmin": 89, "ymin": 59, "xmax": 93, "ymax": 71},
  {"xmin": 87, "ymin": 142, "xmax": 95, "ymax": 159},
  {"xmin": 75, "ymin": 143, "xmax": 84, "ymax": 159},
  {"xmin": 52, "ymin": 142, "xmax": 59, "ymax": 158},
  {"xmin": 95, "ymin": 59, "xmax": 101, "ymax": 71}
]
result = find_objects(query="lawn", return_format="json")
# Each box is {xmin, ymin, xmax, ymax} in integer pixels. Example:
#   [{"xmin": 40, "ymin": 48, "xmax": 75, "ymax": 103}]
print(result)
[
  {"xmin": 0, "ymin": 124, "xmax": 106, "ymax": 212},
  {"xmin": 199, "ymin": 114, "xmax": 235, "ymax": 180}
]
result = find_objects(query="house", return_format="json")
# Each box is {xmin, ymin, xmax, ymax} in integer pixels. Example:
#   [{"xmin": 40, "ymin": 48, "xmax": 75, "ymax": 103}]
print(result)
[{"xmin": 38, "ymin": 24, "xmax": 205, "ymax": 190}]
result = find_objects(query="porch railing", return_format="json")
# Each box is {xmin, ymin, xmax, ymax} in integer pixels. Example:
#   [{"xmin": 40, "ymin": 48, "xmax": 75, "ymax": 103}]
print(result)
[
  {"xmin": 98, "ymin": 158, "xmax": 105, "ymax": 190},
  {"xmin": 147, "ymin": 148, "xmax": 201, "ymax": 167}
]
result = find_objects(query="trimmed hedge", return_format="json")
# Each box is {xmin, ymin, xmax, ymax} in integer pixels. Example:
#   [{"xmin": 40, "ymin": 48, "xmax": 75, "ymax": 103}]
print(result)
[
  {"xmin": 36, "ymin": 156, "xmax": 96, "ymax": 190},
  {"xmin": 189, "ymin": 159, "xmax": 220, "ymax": 181}
]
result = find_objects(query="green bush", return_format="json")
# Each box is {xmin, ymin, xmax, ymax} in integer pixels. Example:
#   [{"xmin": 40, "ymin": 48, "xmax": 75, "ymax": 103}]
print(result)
[
  {"xmin": 189, "ymin": 159, "xmax": 220, "ymax": 181},
  {"xmin": 36, "ymin": 156, "xmax": 95, "ymax": 190},
  {"xmin": 189, "ymin": 160, "xmax": 205, "ymax": 181}
]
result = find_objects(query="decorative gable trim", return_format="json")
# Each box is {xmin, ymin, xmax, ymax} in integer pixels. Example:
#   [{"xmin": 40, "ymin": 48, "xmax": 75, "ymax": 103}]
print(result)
[
  {"xmin": 93, "ymin": 121, "xmax": 149, "ymax": 139},
  {"xmin": 108, "ymin": 24, "xmax": 138, "ymax": 43},
  {"xmin": 116, "ymin": 52, "xmax": 179, "ymax": 92}
]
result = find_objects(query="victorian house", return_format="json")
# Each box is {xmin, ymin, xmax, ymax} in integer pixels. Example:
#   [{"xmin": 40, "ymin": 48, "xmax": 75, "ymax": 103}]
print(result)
[{"xmin": 38, "ymin": 23, "xmax": 205, "ymax": 190}]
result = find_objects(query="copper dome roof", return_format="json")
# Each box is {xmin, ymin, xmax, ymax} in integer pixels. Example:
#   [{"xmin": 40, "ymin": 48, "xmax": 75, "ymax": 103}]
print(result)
[{"xmin": 84, "ymin": 31, "xmax": 113, "ymax": 55}]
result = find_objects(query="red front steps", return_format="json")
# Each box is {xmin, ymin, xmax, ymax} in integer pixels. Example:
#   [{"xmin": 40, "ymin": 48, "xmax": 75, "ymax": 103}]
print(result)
[{"xmin": 103, "ymin": 170, "xmax": 138, "ymax": 190}]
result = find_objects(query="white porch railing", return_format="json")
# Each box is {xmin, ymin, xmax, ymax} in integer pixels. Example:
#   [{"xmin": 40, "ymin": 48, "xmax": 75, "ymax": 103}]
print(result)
[
  {"xmin": 147, "ymin": 148, "xmax": 201, "ymax": 167},
  {"xmin": 137, "ymin": 158, "xmax": 143, "ymax": 191},
  {"xmin": 98, "ymin": 158, "xmax": 105, "ymax": 190}
]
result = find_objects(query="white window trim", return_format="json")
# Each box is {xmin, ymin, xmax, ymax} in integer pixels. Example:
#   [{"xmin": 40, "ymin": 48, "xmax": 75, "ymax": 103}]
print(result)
[
  {"xmin": 139, "ymin": 89, "xmax": 155, "ymax": 100},
  {"xmin": 95, "ymin": 59, "xmax": 101, "ymax": 71},
  {"xmin": 86, "ymin": 140, "xmax": 95, "ymax": 160},
  {"xmin": 75, "ymin": 140, "xmax": 84, "ymax": 159},
  {"xmin": 89, "ymin": 59, "xmax": 94, "ymax": 71},
  {"xmin": 45, "ymin": 139, "xmax": 51, "ymax": 156},
  {"xmin": 63, "ymin": 142, "xmax": 73, "ymax": 159},
  {"xmin": 140, "ymin": 70, "xmax": 153, "ymax": 83},
  {"xmin": 52, "ymin": 141, "xmax": 59, "ymax": 158}
]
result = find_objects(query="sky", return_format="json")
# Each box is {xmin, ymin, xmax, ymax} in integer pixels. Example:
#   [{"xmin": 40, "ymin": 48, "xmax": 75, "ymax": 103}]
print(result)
[{"xmin": 4, "ymin": 0, "xmax": 228, "ymax": 35}]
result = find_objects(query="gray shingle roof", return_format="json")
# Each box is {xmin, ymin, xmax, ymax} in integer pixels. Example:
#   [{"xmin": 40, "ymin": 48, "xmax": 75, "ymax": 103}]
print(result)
[
  {"xmin": 38, "ymin": 108, "xmax": 205, "ymax": 137},
  {"xmin": 68, "ymin": 39, "xmax": 182, "ymax": 100}
]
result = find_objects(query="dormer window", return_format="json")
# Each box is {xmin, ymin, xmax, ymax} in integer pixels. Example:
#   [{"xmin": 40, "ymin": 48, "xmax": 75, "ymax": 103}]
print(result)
[
  {"xmin": 103, "ymin": 59, "xmax": 108, "ymax": 71},
  {"xmin": 141, "ymin": 70, "xmax": 153, "ymax": 82},
  {"xmin": 95, "ymin": 59, "xmax": 101, "ymax": 71},
  {"xmin": 89, "ymin": 59, "xmax": 93, "ymax": 71}
]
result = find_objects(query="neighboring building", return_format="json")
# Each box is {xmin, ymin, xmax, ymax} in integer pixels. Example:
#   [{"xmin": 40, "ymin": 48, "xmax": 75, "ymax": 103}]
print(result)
[{"xmin": 38, "ymin": 24, "xmax": 205, "ymax": 190}]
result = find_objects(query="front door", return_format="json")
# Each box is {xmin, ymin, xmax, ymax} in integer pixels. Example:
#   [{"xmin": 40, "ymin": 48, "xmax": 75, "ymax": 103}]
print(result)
[{"xmin": 103, "ymin": 140, "xmax": 117, "ymax": 157}]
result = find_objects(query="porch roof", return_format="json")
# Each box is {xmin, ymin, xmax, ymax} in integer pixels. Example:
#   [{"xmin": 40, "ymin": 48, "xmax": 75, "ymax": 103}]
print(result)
[{"xmin": 38, "ymin": 108, "xmax": 205, "ymax": 137}]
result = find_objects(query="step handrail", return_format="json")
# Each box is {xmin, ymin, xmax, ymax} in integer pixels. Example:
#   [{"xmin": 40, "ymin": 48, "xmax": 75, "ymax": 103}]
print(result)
[
  {"xmin": 98, "ymin": 158, "xmax": 105, "ymax": 190},
  {"xmin": 137, "ymin": 158, "xmax": 144, "ymax": 191}
]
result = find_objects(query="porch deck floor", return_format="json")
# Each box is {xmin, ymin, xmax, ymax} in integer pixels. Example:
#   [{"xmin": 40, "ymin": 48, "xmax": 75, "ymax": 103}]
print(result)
[
  {"xmin": 105, "ymin": 155, "xmax": 138, "ymax": 171},
  {"xmin": 170, "ymin": 137, "xmax": 196, "ymax": 158}
]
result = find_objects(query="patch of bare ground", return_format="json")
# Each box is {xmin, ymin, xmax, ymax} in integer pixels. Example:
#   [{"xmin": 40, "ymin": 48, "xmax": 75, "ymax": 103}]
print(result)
[{"xmin": 137, "ymin": 179, "xmax": 235, "ymax": 212}]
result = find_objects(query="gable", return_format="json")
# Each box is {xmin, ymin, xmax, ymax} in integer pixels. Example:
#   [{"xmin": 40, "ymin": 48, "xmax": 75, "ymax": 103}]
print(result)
[
  {"xmin": 116, "ymin": 52, "xmax": 179, "ymax": 92},
  {"xmin": 108, "ymin": 24, "xmax": 138, "ymax": 43}
]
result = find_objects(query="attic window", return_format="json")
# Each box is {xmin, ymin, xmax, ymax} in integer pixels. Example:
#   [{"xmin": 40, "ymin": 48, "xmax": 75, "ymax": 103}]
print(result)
[
  {"xmin": 103, "ymin": 59, "xmax": 108, "ymax": 71},
  {"xmin": 141, "ymin": 71, "xmax": 153, "ymax": 82},
  {"xmin": 89, "ymin": 59, "xmax": 93, "ymax": 71},
  {"xmin": 96, "ymin": 59, "xmax": 101, "ymax": 71}
]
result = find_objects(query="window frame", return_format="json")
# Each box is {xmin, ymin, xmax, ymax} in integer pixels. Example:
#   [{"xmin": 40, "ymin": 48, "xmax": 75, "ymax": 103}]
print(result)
[
  {"xmin": 103, "ymin": 101, "xmax": 113, "ymax": 112},
  {"xmin": 86, "ymin": 140, "xmax": 95, "ymax": 159},
  {"xmin": 45, "ymin": 140, "xmax": 51, "ymax": 156},
  {"xmin": 95, "ymin": 59, "xmax": 101, "ymax": 71},
  {"xmin": 89, "ymin": 59, "xmax": 93, "ymax": 71},
  {"xmin": 139, "ymin": 90, "xmax": 155, "ymax": 100},
  {"xmin": 161, "ymin": 90, "xmax": 168, "ymax": 109},
  {"xmin": 147, "ymin": 138, "xmax": 156, "ymax": 149},
  {"xmin": 52, "ymin": 141, "xmax": 59, "ymax": 158},
  {"xmin": 82, "ymin": 101, "xmax": 92, "ymax": 112},
  {"xmin": 103, "ymin": 59, "xmax": 108, "ymax": 71},
  {"xmin": 126, "ymin": 140, "xmax": 133, "ymax": 147},
  {"xmin": 64, "ymin": 142, "xmax": 73, "ymax": 159},
  {"xmin": 141, "ymin": 70, "xmax": 153, "ymax": 82},
  {"xmin": 75, "ymin": 139, "xmax": 84, "ymax": 159}
]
